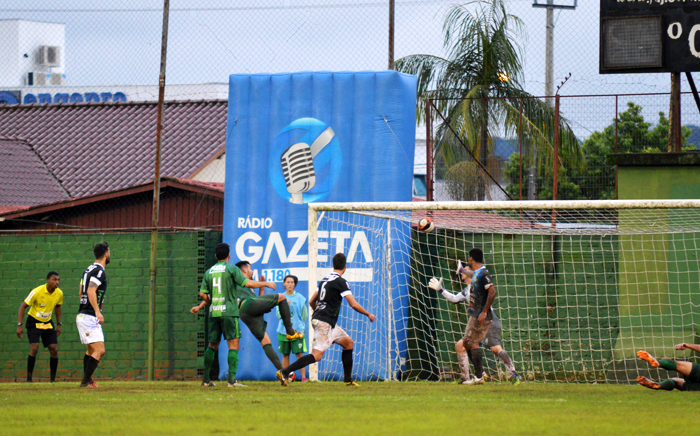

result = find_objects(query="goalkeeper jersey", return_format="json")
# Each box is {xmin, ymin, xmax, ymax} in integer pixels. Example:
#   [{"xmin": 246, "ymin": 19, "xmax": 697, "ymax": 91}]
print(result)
[{"xmin": 200, "ymin": 261, "xmax": 248, "ymax": 317}]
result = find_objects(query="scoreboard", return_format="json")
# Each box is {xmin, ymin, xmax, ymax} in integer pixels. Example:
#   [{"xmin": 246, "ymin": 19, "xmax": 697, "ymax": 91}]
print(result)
[{"xmin": 600, "ymin": 0, "xmax": 700, "ymax": 73}]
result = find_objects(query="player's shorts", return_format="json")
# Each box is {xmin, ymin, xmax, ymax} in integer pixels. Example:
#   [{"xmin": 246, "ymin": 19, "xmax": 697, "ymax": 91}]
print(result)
[
  {"xmin": 685, "ymin": 362, "xmax": 700, "ymax": 383},
  {"xmin": 239, "ymin": 294, "xmax": 279, "ymax": 341},
  {"xmin": 76, "ymin": 313, "xmax": 104, "ymax": 345},
  {"xmin": 463, "ymin": 317, "xmax": 491, "ymax": 347},
  {"xmin": 311, "ymin": 319, "xmax": 349, "ymax": 352},
  {"xmin": 481, "ymin": 316, "xmax": 502, "ymax": 348},
  {"xmin": 277, "ymin": 333, "xmax": 307, "ymax": 354},
  {"xmin": 209, "ymin": 316, "xmax": 241, "ymax": 342},
  {"xmin": 25, "ymin": 316, "xmax": 57, "ymax": 348}
]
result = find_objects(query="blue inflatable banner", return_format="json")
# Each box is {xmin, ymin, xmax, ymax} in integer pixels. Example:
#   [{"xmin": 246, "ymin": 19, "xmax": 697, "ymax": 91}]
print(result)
[{"xmin": 221, "ymin": 71, "xmax": 416, "ymax": 381}]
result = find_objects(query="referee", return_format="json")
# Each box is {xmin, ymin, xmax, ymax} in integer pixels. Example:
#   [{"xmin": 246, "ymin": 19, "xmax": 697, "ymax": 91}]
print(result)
[{"xmin": 16, "ymin": 271, "xmax": 63, "ymax": 383}]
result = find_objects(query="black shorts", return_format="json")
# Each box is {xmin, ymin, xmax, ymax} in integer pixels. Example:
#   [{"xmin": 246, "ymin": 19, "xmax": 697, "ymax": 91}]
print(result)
[
  {"xmin": 684, "ymin": 362, "xmax": 700, "ymax": 383},
  {"xmin": 26, "ymin": 316, "xmax": 57, "ymax": 348}
]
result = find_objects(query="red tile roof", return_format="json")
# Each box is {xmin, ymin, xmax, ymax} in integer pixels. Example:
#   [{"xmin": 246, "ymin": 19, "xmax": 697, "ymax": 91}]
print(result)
[
  {"xmin": 0, "ymin": 138, "xmax": 69, "ymax": 206},
  {"xmin": 0, "ymin": 100, "xmax": 227, "ymax": 199},
  {"xmin": 0, "ymin": 205, "xmax": 29, "ymax": 215}
]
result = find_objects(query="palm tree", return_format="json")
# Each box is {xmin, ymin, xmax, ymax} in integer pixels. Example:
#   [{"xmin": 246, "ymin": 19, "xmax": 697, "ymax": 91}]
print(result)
[{"xmin": 395, "ymin": 0, "xmax": 582, "ymax": 200}]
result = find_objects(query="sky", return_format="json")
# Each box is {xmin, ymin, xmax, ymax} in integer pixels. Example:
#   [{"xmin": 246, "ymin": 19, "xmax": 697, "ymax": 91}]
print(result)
[{"xmin": 1, "ymin": 0, "xmax": 698, "ymax": 138}]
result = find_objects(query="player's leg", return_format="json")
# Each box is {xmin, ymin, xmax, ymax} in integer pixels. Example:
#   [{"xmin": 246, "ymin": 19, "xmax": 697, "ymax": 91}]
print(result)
[
  {"xmin": 224, "ymin": 316, "xmax": 245, "ymax": 387},
  {"xmin": 47, "ymin": 343, "xmax": 58, "ymax": 383},
  {"xmin": 637, "ymin": 350, "xmax": 695, "ymax": 376},
  {"xmin": 259, "ymin": 332, "xmax": 284, "ymax": 370},
  {"xmin": 637, "ymin": 376, "xmax": 683, "ymax": 391},
  {"xmin": 462, "ymin": 317, "xmax": 491, "ymax": 385},
  {"xmin": 278, "ymin": 321, "xmax": 331, "ymax": 384},
  {"xmin": 295, "ymin": 353, "xmax": 307, "ymax": 380},
  {"xmin": 274, "ymin": 294, "xmax": 300, "ymax": 338},
  {"xmin": 335, "ymin": 332, "xmax": 356, "ymax": 385},
  {"xmin": 455, "ymin": 339, "xmax": 470, "ymax": 382},
  {"xmin": 78, "ymin": 314, "xmax": 104, "ymax": 388},
  {"xmin": 203, "ymin": 317, "xmax": 222, "ymax": 386},
  {"xmin": 81, "ymin": 341, "xmax": 104, "ymax": 387},
  {"xmin": 489, "ymin": 344, "xmax": 521, "ymax": 383},
  {"xmin": 282, "ymin": 354, "xmax": 290, "ymax": 368},
  {"xmin": 27, "ymin": 340, "xmax": 39, "ymax": 382}
]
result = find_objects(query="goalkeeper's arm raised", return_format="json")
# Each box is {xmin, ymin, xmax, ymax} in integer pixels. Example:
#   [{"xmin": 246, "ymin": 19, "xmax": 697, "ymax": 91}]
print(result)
[{"xmin": 428, "ymin": 277, "xmax": 468, "ymax": 304}]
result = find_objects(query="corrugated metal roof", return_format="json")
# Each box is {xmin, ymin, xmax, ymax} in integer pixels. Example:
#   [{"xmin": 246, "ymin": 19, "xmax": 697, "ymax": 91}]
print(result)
[{"xmin": 0, "ymin": 100, "xmax": 227, "ymax": 199}]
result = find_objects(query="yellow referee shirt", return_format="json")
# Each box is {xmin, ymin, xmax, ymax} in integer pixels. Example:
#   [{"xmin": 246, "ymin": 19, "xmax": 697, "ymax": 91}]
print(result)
[{"xmin": 24, "ymin": 284, "xmax": 63, "ymax": 323}]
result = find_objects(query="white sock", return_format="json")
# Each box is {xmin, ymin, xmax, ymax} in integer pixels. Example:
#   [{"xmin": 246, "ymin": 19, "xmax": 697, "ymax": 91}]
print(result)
[{"xmin": 457, "ymin": 353, "xmax": 470, "ymax": 381}]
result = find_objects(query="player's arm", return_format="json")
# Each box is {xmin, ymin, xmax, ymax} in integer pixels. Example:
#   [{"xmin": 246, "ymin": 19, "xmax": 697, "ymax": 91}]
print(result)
[
  {"xmin": 16, "ymin": 301, "xmax": 29, "ymax": 338},
  {"xmin": 244, "ymin": 277, "xmax": 276, "ymax": 291},
  {"xmin": 676, "ymin": 343, "xmax": 700, "ymax": 353},
  {"xmin": 428, "ymin": 277, "xmax": 467, "ymax": 304},
  {"xmin": 344, "ymin": 294, "xmax": 375, "ymax": 322},
  {"xmin": 309, "ymin": 291, "xmax": 319, "ymax": 311},
  {"xmin": 87, "ymin": 282, "xmax": 104, "ymax": 324},
  {"xmin": 54, "ymin": 305, "xmax": 62, "ymax": 337},
  {"xmin": 190, "ymin": 293, "xmax": 210, "ymax": 314},
  {"xmin": 478, "ymin": 284, "xmax": 496, "ymax": 324}
]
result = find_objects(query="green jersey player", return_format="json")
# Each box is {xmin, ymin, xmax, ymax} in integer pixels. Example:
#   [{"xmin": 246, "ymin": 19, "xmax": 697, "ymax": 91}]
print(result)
[
  {"xmin": 191, "ymin": 243, "xmax": 275, "ymax": 387},
  {"xmin": 637, "ymin": 344, "xmax": 700, "ymax": 391}
]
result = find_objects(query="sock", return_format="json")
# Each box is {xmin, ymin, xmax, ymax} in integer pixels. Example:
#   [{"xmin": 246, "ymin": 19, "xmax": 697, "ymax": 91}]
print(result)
[
  {"xmin": 342, "ymin": 349, "xmax": 353, "ymax": 383},
  {"xmin": 278, "ymin": 300, "xmax": 295, "ymax": 336},
  {"xmin": 263, "ymin": 344, "xmax": 283, "ymax": 370},
  {"xmin": 282, "ymin": 354, "xmax": 316, "ymax": 378},
  {"xmin": 203, "ymin": 347, "xmax": 216, "ymax": 383},
  {"xmin": 82, "ymin": 356, "xmax": 99, "ymax": 384},
  {"xmin": 457, "ymin": 353, "xmax": 470, "ymax": 381},
  {"xmin": 658, "ymin": 359, "xmax": 677, "ymax": 371},
  {"xmin": 27, "ymin": 355, "xmax": 36, "ymax": 380},
  {"xmin": 467, "ymin": 349, "xmax": 484, "ymax": 379},
  {"xmin": 227, "ymin": 349, "xmax": 239, "ymax": 383},
  {"xmin": 659, "ymin": 379, "xmax": 676, "ymax": 390},
  {"xmin": 50, "ymin": 357, "xmax": 58, "ymax": 382},
  {"xmin": 83, "ymin": 354, "xmax": 90, "ymax": 373},
  {"xmin": 497, "ymin": 350, "xmax": 517, "ymax": 375}
]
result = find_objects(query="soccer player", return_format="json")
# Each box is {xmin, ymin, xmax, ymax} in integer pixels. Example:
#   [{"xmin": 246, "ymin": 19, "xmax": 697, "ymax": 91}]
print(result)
[
  {"xmin": 235, "ymin": 260, "xmax": 304, "ymax": 381},
  {"xmin": 275, "ymin": 274, "xmax": 308, "ymax": 382},
  {"xmin": 16, "ymin": 271, "xmax": 63, "ymax": 383},
  {"xmin": 637, "ymin": 345, "xmax": 700, "ymax": 391},
  {"xmin": 193, "ymin": 243, "xmax": 279, "ymax": 387},
  {"xmin": 429, "ymin": 262, "xmax": 521, "ymax": 384},
  {"xmin": 76, "ymin": 242, "xmax": 110, "ymax": 388},
  {"xmin": 450, "ymin": 248, "xmax": 495, "ymax": 385},
  {"xmin": 276, "ymin": 253, "xmax": 375, "ymax": 387}
]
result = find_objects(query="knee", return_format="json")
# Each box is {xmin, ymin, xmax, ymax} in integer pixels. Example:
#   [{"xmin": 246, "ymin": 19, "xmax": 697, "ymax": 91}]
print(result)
[
  {"xmin": 208, "ymin": 343, "xmax": 219, "ymax": 350},
  {"xmin": 48, "ymin": 345, "xmax": 58, "ymax": 358},
  {"xmin": 278, "ymin": 294, "xmax": 287, "ymax": 303},
  {"xmin": 29, "ymin": 344, "xmax": 39, "ymax": 355},
  {"xmin": 491, "ymin": 346, "xmax": 502, "ymax": 356},
  {"xmin": 344, "ymin": 338, "xmax": 354, "ymax": 350},
  {"xmin": 455, "ymin": 340, "xmax": 465, "ymax": 353}
]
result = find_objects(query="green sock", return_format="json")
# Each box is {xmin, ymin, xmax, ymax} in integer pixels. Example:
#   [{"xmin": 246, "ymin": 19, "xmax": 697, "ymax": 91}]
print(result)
[
  {"xmin": 659, "ymin": 359, "xmax": 677, "ymax": 371},
  {"xmin": 659, "ymin": 379, "xmax": 676, "ymax": 390},
  {"xmin": 263, "ymin": 344, "xmax": 283, "ymax": 370},
  {"xmin": 228, "ymin": 349, "xmax": 239, "ymax": 383},
  {"xmin": 203, "ymin": 347, "xmax": 216, "ymax": 383},
  {"xmin": 278, "ymin": 300, "xmax": 295, "ymax": 336}
]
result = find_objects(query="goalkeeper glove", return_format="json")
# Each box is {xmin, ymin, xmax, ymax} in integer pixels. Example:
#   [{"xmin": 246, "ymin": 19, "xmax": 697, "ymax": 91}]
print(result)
[
  {"xmin": 428, "ymin": 277, "xmax": 443, "ymax": 292},
  {"xmin": 455, "ymin": 260, "xmax": 463, "ymax": 275}
]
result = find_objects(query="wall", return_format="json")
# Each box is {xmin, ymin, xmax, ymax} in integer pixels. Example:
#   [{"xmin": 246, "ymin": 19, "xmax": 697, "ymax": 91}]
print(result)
[{"xmin": 0, "ymin": 231, "xmax": 221, "ymax": 382}]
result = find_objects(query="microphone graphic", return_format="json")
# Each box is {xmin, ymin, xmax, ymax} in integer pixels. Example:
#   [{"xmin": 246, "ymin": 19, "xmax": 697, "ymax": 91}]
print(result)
[{"xmin": 280, "ymin": 126, "xmax": 335, "ymax": 204}]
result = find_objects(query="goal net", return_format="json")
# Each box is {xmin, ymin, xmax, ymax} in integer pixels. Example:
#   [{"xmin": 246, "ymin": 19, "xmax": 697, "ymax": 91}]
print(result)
[{"xmin": 306, "ymin": 200, "xmax": 700, "ymax": 383}]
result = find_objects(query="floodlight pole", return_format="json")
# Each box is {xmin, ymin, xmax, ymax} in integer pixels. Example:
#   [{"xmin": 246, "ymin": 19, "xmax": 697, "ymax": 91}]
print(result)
[
  {"xmin": 388, "ymin": 0, "xmax": 395, "ymax": 70},
  {"xmin": 545, "ymin": 0, "xmax": 554, "ymax": 107},
  {"xmin": 148, "ymin": 0, "xmax": 170, "ymax": 382}
]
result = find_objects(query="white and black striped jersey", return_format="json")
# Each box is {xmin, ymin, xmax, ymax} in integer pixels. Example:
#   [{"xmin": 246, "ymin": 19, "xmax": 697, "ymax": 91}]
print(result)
[
  {"xmin": 78, "ymin": 263, "xmax": 108, "ymax": 316},
  {"xmin": 312, "ymin": 272, "xmax": 351, "ymax": 328}
]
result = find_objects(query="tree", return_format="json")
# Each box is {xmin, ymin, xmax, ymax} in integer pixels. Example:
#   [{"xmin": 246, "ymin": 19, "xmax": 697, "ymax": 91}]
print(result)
[
  {"xmin": 504, "ymin": 102, "xmax": 693, "ymax": 200},
  {"xmin": 395, "ymin": 0, "xmax": 582, "ymax": 200}
]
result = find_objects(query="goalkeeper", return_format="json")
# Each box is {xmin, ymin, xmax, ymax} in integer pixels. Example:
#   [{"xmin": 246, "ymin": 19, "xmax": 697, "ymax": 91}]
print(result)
[
  {"xmin": 429, "ymin": 260, "xmax": 521, "ymax": 385},
  {"xmin": 636, "ymin": 345, "xmax": 700, "ymax": 391}
]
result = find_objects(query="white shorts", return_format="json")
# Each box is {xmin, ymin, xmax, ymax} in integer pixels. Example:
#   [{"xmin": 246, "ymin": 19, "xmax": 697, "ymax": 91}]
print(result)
[
  {"xmin": 312, "ymin": 319, "xmax": 349, "ymax": 352},
  {"xmin": 76, "ymin": 313, "xmax": 105, "ymax": 345}
]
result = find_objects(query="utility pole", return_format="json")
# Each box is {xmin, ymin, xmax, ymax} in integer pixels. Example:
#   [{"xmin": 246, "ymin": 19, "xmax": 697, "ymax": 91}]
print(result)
[
  {"xmin": 545, "ymin": 0, "xmax": 554, "ymax": 107},
  {"xmin": 388, "ymin": 0, "xmax": 395, "ymax": 70}
]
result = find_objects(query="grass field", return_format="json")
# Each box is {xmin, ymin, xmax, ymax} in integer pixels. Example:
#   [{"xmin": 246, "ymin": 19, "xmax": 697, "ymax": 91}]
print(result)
[{"xmin": 2, "ymin": 380, "xmax": 695, "ymax": 435}]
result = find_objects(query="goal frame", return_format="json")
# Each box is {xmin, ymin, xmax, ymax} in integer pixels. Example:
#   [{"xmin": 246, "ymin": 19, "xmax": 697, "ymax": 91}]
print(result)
[{"xmin": 306, "ymin": 199, "xmax": 700, "ymax": 382}]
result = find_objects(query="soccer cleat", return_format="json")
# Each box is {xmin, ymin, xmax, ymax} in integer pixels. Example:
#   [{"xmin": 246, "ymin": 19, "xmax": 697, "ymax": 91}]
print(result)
[
  {"xmin": 227, "ymin": 380, "xmax": 247, "ymax": 388},
  {"xmin": 276, "ymin": 370, "xmax": 289, "ymax": 387},
  {"xmin": 286, "ymin": 330, "xmax": 305, "ymax": 340},
  {"xmin": 200, "ymin": 381, "xmax": 216, "ymax": 387},
  {"xmin": 637, "ymin": 376, "xmax": 660, "ymax": 390},
  {"xmin": 461, "ymin": 377, "xmax": 485, "ymax": 385},
  {"xmin": 345, "ymin": 381, "xmax": 360, "ymax": 387},
  {"xmin": 510, "ymin": 374, "xmax": 522, "ymax": 386},
  {"xmin": 637, "ymin": 350, "xmax": 660, "ymax": 368},
  {"xmin": 481, "ymin": 372, "xmax": 489, "ymax": 381},
  {"xmin": 80, "ymin": 380, "xmax": 99, "ymax": 388}
]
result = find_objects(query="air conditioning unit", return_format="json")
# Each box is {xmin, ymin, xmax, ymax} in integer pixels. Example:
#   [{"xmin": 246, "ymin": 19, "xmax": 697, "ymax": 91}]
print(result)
[
  {"xmin": 39, "ymin": 45, "xmax": 61, "ymax": 67},
  {"xmin": 50, "ymin": 73, "xmax": 66, "ymax": 86},
  {"xmin": 27, "ymin": 71, "xmax": 51, "ymax": 86}
]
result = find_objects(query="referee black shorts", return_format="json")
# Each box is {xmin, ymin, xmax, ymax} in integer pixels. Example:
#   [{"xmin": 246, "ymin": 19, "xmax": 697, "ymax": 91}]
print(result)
[{"xmin": 26, "ymin": 316, "xmax": 58, "ymax": 348}]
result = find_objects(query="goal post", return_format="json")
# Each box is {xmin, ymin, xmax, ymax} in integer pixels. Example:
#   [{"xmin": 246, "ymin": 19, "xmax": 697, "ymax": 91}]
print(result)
[{"xmin": 307, "ymin": 200, "xmax": 700, "ymax": 383}]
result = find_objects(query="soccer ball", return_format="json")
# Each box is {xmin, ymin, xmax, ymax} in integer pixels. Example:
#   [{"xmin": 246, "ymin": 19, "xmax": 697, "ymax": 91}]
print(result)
[{"xmin": 418, "ymin": 217, "xmax": 435, "ymax": 233}]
